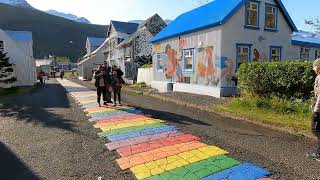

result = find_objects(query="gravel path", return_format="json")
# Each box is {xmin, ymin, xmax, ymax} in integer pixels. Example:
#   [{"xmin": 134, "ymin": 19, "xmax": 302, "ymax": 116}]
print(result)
[{"xmin": 0, "ymin": 79, "xmax": 133, "ymax": 180}]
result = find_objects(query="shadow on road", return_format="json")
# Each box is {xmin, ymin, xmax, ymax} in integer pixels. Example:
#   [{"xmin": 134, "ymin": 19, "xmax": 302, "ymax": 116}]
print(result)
[
  {"xmin": 0, "ymin": 142, "xmax": 40, "ymax": 180},
  {"xmin": 0, "ymin": 83, "xmax": 76, "ymax": 132},
  {"xmin": 133, "ymin": 106, "xmax": 211, "ymax": 126}
]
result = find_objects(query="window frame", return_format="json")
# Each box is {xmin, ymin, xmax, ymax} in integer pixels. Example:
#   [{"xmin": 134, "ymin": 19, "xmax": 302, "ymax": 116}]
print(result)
[
  {"xmin": 182, "ymin": 48, "xmax": 195, "ymax": 72},
  {"xmin": 264, "ymin": 3, "xmax": 278, "ymax": 32},
  {"xmin": 0, "ymin": 41, "xmax": 3, "ymax": 51},
  {"xmin": 156, "ymin": 53, "xmax": 164, "ymax": 72},
  {"xmin": 315, "ymin": 50, "xmax": 320, "ymax": 59},
  {"xmin": 300, "ymin": 47, "xmax": 310, "ymax": 61},
  {"xmin": 244, "ymin": 0, "xmax": 261, "ymax": 30},
  {"xmin": 269, "ymin": 46, "xmax": 282, "ymax": 62},
  {"xmin": 236, "ymin": 43, "xmax": 252, "ymax": 70}
]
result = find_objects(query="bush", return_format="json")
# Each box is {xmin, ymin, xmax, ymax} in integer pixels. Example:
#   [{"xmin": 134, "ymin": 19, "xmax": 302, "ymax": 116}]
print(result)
[
  {"xmin": 237, "ymin": 61, "xmax": 316, "ymax": 100},
  {"xmin": 141, "ymin": 64, "xmax": 153, "ymax": 68}
]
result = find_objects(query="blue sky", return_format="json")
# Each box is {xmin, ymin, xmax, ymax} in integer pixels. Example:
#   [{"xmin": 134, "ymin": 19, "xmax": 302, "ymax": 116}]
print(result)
[{"xmin": 26, "ymin": 0, "xmax": 319, "ymax": 31}]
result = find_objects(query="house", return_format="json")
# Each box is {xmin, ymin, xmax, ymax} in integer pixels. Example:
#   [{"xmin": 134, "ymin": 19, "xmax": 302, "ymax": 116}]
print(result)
[
  {"xmin": 35, "ymin": 59, "xmax": 53, "ymax": 76},
  {"xmin": 84, "ymin": 37, "xmax": 106, "ymax": 58},
  {"xmin": 292, "ymin": 31, "xmax": 320, "ymax": 60},
  {"xmin": 78, "ymin": 37, "xmax": 106, "ymax": 81},
  {"xmin": 102, "ymin": 21, "xmax": 139, "ymax": 71},
  {"xmin": 150, "ymin": 0, "xmax": 320, "ymax": 98},
  {"xmin": 116, "ymin": 14, "xmax": 167, "ymax": 82},
  {"xmin": 0, "ymin": 29, "xmax": 36, "ymax": 87}
]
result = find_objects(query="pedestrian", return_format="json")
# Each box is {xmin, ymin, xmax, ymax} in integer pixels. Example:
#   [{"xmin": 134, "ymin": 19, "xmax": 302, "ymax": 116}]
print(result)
[
  {"xmin": 60, "ymin": 69, "xmax": 65, "ymax": 79},
  {"xmin": 309, "ymin": 58, "xmax": 320, "ymax": 161},
  {"xmin": 94, "ymin": 65, "xmax": 107, "ymax": 107},
  {"xmin": 103, "ymin": 61, "xmax": 113, "ymax": 104},
  {"xmin": 39, "ymin": 70, "xmax": 44, "ymax": 84},
  {"xmin": 111, "ymin": 65, "xmax": 125, "ymax": 106}
]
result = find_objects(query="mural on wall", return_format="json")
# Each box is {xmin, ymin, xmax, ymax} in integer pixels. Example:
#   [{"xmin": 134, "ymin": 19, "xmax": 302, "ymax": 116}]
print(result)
[
  {"xmin": 195, "ymin": 46, "xmax": 218, "ymax": 86},
  {"xmin": 253, "ymin": 48, "xmax": 260, "ymax": 62},
  {"xmin": 220, "ymin": 57, "xmax": 236, "ymax": 87},
  {"xmin": 164, "ymin": 44, "xmax": 183, "ymax": 82}
]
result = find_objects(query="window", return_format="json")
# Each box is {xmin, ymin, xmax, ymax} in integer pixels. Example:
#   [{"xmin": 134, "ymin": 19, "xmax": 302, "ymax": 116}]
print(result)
[
  {"xmin": 300, "ymin": 47, "xmax": 310, "ymax": 61},
  {"xmin": 0, "ymin": 41, "xmax": 3, "ymax": 51},
  {"xmin": 245, "ymin": 1, "xmax": 260, "ymax": 28},
  {"xmin": 265, "ymin": 4, "xmax": 277, "ymax": 30},
  {"xmin": 236, "ymin": 44, "xmax": 251, "ymax": 69},
  {"xmin": 270, "ymin": 46, "xmax": 281, "ymax": 61},
  {"xmin": 182, "ymin": 49, "xmax": 194, "ymax": 71},
  {"xmin": 156, "ymin": 53, "xmax": 164, "ymax": 71},
  {"xmin": 315, "ymin": 50, "xmax": 320, "ymax": 59}
]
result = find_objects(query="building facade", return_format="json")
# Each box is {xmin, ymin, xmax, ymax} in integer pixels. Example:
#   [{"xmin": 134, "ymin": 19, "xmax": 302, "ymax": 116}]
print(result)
[{"xmin": 150, "ymin": 0, "xmax": 320, "ymax": 97}]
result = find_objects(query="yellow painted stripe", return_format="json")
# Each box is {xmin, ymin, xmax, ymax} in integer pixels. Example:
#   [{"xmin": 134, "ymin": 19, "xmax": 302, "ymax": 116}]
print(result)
[
  {"xmin": 130, "ymin": 146, "xmax": 228, "ymax": 180},
  {"xmin": 100, "ymin": 119, "xmax": 164, "ymax": 132}
]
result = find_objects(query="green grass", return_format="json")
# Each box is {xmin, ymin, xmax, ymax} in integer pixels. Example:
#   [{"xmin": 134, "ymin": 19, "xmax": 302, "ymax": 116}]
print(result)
[
  {"xmin": 141, "ymin": 64, "xmax": 153, "ymax": 68},
  {"xmin": 131, "ymin": 82, "xmax": 147, "ymax": 88},
  {"xmin": 0, "ymin": 86, "xmax": 36, "ymax": 98},
  {"xmin": 213, "ymin": 96, "xmax": 312, "ymax": 132}
]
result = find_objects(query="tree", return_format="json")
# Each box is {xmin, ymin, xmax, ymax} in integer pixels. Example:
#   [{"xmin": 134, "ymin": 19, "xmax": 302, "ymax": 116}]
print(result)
[
  {"xmin": 305, "ymin": 17, "xmax": 320, "ymax": 33},
  {"xmin": 0, "ymin": 50, "xmax": 16, "ymax": 86}
]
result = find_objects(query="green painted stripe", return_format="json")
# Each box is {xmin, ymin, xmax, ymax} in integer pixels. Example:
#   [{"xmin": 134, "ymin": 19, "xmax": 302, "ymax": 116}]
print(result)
[
  {"xmin": 144, "ymin": 155, "xmax": 240, "ymax": 180},
  {"xmin": 98, "ymin": 123, "xmax": 165, "ymax": 138}
]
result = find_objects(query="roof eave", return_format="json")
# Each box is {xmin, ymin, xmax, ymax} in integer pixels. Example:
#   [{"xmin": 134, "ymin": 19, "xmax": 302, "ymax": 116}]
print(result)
[{"xmin": 292, "ymin": 40, "xmax": 320, "ymax": 48}]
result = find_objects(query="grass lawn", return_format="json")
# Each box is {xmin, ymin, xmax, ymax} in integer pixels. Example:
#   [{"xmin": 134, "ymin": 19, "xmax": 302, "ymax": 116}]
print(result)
[
  {"xmin": 64, "ymin": 71, "xmax": 77, "ymax": 79},
  {"xmin": 213, "ymin": 96, "xmax": 312, "ymax": 132}
]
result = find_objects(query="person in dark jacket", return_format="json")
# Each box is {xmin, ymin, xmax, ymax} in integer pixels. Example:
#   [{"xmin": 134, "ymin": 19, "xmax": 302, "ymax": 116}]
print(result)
[
  {"xmin": 103, "ymin": 61, "xmax": 113, "ymax": 104},
  {"xmin": 111, "ymin": 65, "xmax": 125, "ymax": 106},
  {"xmin": 94, "ymin": 65, "xmax": 107, "ymax": 107}
]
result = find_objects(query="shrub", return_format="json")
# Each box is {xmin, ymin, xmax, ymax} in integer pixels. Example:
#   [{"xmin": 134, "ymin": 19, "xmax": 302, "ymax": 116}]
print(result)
[
  {"xmin": 141, "ymin": 64, "xmax": 153, "ymax": 68},
  {"xmin": 237, "ymin": 61, "xmax": 315, "ymax": 100}
]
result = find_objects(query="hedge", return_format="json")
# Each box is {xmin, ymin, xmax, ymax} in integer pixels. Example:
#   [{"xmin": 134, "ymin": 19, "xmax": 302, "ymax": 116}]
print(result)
[{"xmin": 237, "ymin": 61, "xmax": 316, "ymax": 100}]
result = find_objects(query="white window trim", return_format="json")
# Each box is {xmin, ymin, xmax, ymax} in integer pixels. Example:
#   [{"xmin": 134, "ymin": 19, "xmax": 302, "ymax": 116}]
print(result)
[
  {"xmin": 270, "ymin": 47, "xmax": 282, "ymax": 62},
  {"xmin": 156, "ymin": 53, "xmax": 164, "ymax": 72},
  {"xmin": 182, "ymin": 49, "xmax": 195, "ymax": 72},
  {"xmin": 245, "ymin": 1, "xmax": 260, "ymax": 28},
  {"xmin": 300, "ymin": 47, "xmax": 310, "ymax": 61},
  {"xmin": 265, "ymin": 4, "xmax": 278, "ymax": 30}
]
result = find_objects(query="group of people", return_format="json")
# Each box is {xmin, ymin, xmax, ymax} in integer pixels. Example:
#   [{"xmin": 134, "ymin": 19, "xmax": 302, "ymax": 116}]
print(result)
[{"xmin": 94, "ymin": 61, "xmax": 125, "ymax": 107}]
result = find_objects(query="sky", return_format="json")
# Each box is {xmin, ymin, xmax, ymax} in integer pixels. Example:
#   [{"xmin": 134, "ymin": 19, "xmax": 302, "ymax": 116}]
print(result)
[{"xmin": 26, "ymin": 0, "xmax": 319, "ymax": 32}]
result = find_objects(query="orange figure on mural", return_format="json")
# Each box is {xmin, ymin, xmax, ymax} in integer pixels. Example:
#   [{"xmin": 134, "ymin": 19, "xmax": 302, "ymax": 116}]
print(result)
[
  {"xmin": 164, "ymin": 44, "xmax": 183, "ymax": 82},
  {"xmin": 253, "ymin": 48, "xmax": 260, "ymax": 62},
  {"xmin": 221, "ymin": 57, "xmax": 235, "ymax": 85},
  {"xmin": 197, "ymin": 46, "xmax": 216, "ymax": 85}
]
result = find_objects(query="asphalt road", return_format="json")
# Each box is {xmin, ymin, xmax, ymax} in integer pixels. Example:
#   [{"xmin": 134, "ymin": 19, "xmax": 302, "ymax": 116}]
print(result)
[
  {"xmin": 1, "ymin": 79, "xmax": 320, "ymax": 180},
  {"xmin": 0, "ymin": 79, "xmax": 132, "ymax": 180}
]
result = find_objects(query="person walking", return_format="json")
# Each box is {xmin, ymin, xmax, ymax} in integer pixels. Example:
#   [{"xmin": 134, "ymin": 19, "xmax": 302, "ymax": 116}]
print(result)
[
  {"xmin": 111, "ymin": 65, "xmax": 125, "ymax": 106},
  {"xmin": 308, "ymin": 58, "xmax": 320, "ymax": 161},
  {"xmin": 103, "ymin": 61, "xmax": 113, "ymax": 104},
  {"xmin": 60, "ymin": 69, "xmax": 65, "ymax": 80},
  {"xmin": 94, "ymin": 65, "xmax": 107, "ymax": 107}
]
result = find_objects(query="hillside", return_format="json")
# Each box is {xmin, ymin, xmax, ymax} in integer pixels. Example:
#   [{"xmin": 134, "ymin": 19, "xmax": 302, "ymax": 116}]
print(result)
[{"xmin": 0, "ymin": 3, "xmax": 108, "ymax": 62}]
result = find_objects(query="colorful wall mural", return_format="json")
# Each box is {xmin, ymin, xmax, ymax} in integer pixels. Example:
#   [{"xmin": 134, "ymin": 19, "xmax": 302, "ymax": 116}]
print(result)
[{"xmin": 153, "ymin": 38, "xmax": 237, "ymax": 87}]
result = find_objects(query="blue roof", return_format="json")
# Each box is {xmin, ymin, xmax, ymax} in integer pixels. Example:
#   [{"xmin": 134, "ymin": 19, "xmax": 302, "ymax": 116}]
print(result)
[
  {"xmin": 292, "ymin": 31, "xmax": 320, "ymax": 48},
  {"xmin": 87, "ymin": 37, "xmax": 106, "ymax": 47},
  {"xmin": 111, "ymin": 21, "xmax": 139, "ymax": 35},
  {"xmin": 151, "ymin": 0, "xmax": 298, "ymax": 43},
  {"xmin": 4, "ymin": 30, "xmax": 33, "ymax": 42}
]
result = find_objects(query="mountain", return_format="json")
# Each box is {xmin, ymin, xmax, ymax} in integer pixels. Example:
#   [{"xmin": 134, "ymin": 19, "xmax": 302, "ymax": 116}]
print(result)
[
  {"xmin": 0, "ymin": 3, "xmax": 108, "ymax": 62},
  {"xmin": 0, "ymin": 0, "xmax": 32, "ymax": 8},
  {"xmin": 46, "ymin": 10, "xmax": 91, "ymax": 24}
]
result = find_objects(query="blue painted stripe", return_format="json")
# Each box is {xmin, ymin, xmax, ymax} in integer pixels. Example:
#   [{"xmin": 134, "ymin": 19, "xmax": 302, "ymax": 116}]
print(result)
[
  {"xmin": 201, "ymin": 163, "xmax": 271, "ymax": 180},
  {"xmin": 107, "ymin": 125, "xmax": 178, "ymax": 141}
]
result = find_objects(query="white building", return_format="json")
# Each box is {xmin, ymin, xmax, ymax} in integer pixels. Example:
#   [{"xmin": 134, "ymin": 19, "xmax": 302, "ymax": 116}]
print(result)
[
  {"xmin": 0, "ymin": 29, "xmax": 36, "ymax": 87},
  {"xmin": 150, "ymin": 0, "xmax": 320, "ymax": 97},
  {"xmin": 78, "ymin": 37, "xmax": 106, "ymax": 81}
]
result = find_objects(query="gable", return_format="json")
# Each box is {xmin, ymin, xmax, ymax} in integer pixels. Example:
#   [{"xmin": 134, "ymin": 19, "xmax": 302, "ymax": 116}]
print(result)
[{"xmin": 151, "ymin": 0, "xmax": 297, "ymax": 43}]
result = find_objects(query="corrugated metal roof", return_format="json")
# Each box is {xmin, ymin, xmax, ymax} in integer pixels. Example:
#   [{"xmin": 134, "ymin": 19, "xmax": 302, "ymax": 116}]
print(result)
[
  {"xmin": 292, "ymin": 31, "xmax": 320, "ymax": 48},
  {"xmin": 111, "ymin": 21, "xmax": 139, "ymax": 34},
  {"xmin": 87, "ymin": 37, "xmax": 106, "ymax": 47},
  {"xmin": 151, "ymin": 0, "xmax": 297, "ymax": 43},
  {"xmin": 4, "ymin": 30, "xmax": 33, "ymax": 42}
]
